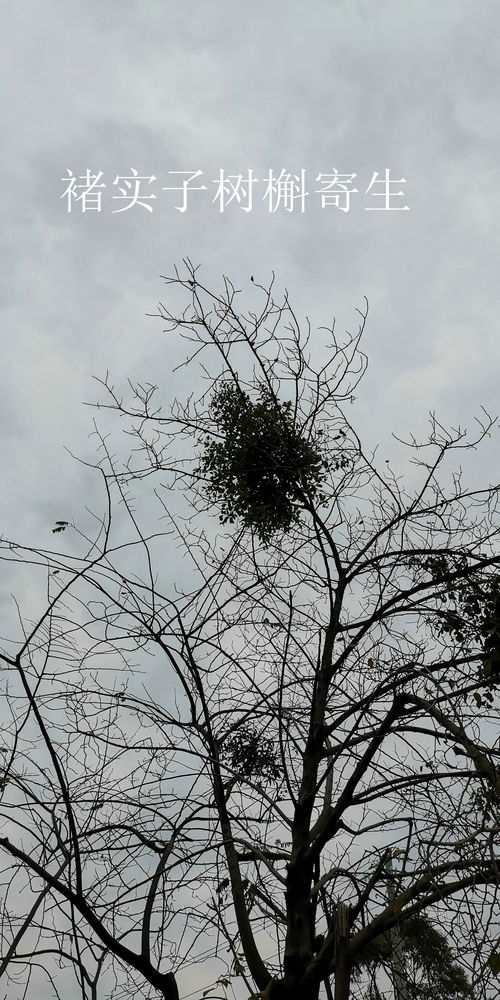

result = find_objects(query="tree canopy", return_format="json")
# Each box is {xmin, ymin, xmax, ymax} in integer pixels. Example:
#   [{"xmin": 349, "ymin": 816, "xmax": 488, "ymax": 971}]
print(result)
[{"xmin": 0, "ymin": 262, "xmax": 498, "ymax": 1000}]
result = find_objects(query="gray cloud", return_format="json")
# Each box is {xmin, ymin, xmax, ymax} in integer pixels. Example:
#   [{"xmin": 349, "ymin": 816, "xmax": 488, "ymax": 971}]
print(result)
[{"xmin": 1, "ymin": 0, "xmax": 498, "ymax": 534}]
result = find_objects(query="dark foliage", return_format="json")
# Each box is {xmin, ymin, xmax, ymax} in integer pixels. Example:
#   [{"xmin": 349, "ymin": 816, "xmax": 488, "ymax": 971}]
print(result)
[
  {"xmin": 198, "ymin": 383, "xmax": 330, "ymax": 543},
  {"xmin": 355, "ymin": 913, "xmax": 473, "ymax": 1000},
  {"xmin": 221, "ymin": 726, "xmax": 282, "ymax": 783},
  {"xmin": 408, "ymin": 554, "xmax": 500, "ymax": 702}
]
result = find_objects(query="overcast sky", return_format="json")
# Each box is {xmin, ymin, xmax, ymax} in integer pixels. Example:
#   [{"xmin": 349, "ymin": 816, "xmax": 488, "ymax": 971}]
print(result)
[
  {"xmin": 1, "ymin": 4, "xmax": 499, "ymax": 998},
  {"xmin": 2, "ymin": 0, "xmax": 499, "ymax": 546}
]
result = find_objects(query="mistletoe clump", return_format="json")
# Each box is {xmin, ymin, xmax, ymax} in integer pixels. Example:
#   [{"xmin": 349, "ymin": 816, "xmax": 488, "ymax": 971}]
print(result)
[
  {"xmin": 222, "ymin": 727, "xmax": 281, "ymax": 783},
  {"xmin": 198, "ymin": 383, "xmax": 329, "ymax": 543},
  {"xmin": 445, "ymin": 575, "xmax": 500, "ymax": 677},
  {"xmin": 407, "ymin": 554, "xmax": 500, "ymax": 697}
]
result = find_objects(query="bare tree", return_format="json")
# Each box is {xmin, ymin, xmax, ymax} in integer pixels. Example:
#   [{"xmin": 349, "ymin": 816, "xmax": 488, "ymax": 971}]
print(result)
[{"xmin": 0, "ymin": 261, "xmax": 498, "ymax": 1000}]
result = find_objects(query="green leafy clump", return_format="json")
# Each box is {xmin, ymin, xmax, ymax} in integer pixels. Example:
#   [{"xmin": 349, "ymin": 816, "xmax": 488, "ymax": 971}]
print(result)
[
  {"xmin": 437, "ymin": 574, "xmax": 500, "ymax": 691},
  {"xmin": 198, "ymin": 383, "xmax": 329, "ymax": 543},
  {"xmin": 488, "ymin": 948, "xmax": 500, "ymax": 975},
  {"xmin": 221, "ymin": 727, "xmax": 281, "ymax": 783},
  {"xmin": 408, "ymin": 555, "xmax": 500, "ymax": 694}
]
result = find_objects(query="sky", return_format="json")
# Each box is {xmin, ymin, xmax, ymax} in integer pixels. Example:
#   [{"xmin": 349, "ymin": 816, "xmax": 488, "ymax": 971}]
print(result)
[
  {"xmin": 0, "ymin": 2, "xmax": 499, "ymax": 995},
  {"xmin": 2, "ymin": 0, "xmax": 499, "ymax": 549}
]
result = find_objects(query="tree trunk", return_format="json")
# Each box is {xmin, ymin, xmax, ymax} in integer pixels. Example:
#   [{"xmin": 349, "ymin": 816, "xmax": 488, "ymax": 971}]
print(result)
[
  {"xmin": 387, "ymin": 854, "xmax": 410, "ymax": 1000},
  {"xmin": 266, "ymin": 978, "xmax": 320, "ymax": 1000},
  {"xmin": 334, "ymin": 955, "xmax": 351, "ymax": 1000},
  {"xmin": 334, "ymin": 902, "xmax": 351, "ymax": 1000}
]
